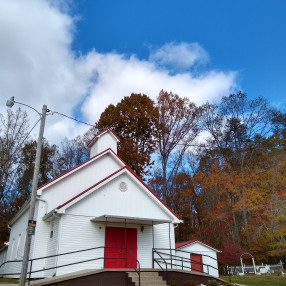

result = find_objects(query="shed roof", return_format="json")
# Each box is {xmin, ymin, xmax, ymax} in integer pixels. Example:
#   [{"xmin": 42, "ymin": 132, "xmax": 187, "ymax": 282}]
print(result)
[
  {"xmin": 91, "ymin": 215, "xmax": 171, "ymax": 225},
  {"xmin": 175, "ymin": 240, "xmax": 221, "ymax": 252}
]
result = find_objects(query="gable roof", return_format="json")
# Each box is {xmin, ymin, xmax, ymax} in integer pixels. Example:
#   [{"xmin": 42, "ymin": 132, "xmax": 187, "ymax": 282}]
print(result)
[
  {"xmin": 55, "ymin": 164, "xmax": 181, "ymax": 223},
  {"xmin": 175, "ymin": 240, "xmax": 221, "ymax": 252},
  {"xmin": 37, "ymin": 148, "xmax": 125, "ymax": 195},
  {"xmin": 38, "ymin": 145, "xmax": 181, "ymax": 223},
  {"xmin": 87, "ymin": 128, "xmax": 120, "ymax": 149}
]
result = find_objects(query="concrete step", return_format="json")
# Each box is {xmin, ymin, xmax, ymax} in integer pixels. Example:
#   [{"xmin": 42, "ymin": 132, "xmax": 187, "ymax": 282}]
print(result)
[
  {"xmin": 127, "ymin": 271, "xmax": 161, "ymax": 276},
  {"xmin": 127, "ymin": 271, "xmax": 167, "ymax": 286},
  {"xmin": 132, "ymin": 279, "xmax": 166, "ymax": 285},
  {"xmin": 132, "ymin": 283, "xmax": 167, "ymax": 286}
]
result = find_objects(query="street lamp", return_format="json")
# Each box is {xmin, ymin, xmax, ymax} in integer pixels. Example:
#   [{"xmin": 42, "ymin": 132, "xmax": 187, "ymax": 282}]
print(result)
[{"xmin": 6, "ymin": 97, "xmax": 49, "ymax": 286}]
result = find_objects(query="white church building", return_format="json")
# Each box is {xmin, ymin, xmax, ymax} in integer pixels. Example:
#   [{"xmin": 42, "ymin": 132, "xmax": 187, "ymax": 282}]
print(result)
[{"xmin": 0, "ymin": 129, "xmax": 219, "ymax": 281}]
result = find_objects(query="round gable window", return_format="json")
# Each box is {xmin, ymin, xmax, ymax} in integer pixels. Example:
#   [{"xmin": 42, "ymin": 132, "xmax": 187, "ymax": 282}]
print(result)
[{"xmin": 119, "ymin": 181, "xmax": 128, "ymax": 192}]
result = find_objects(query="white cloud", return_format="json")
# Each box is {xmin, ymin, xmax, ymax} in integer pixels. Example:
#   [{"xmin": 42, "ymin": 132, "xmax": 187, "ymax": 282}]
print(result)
[
  {"xmin": 149, "ymin": 42, "xmax": 209, "ymax": 70},
  {"xmin": 82, "ymin": 52, "xmax": 236, "ymax": 122},
  {"xmin": 0, "ymin": 0, "xmax": 237, "ymax": 145}
]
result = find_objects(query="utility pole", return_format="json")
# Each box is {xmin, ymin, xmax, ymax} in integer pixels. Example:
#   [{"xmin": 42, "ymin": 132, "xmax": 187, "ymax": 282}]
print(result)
[{"xmin": 19, "ymin": 105, "xmax": 48, "ymax": 286}]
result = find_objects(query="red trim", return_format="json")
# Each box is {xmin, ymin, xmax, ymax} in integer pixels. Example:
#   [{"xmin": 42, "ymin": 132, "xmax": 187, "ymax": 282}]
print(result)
[
  {"xmin": 56, "ymin": 155, "xmax": 181, "ymax": 221},
  {"xmin": 38, "ymin": 148, "xmax": 118, "ymax": 191},
  {"xmin": 40, "ymin": 140, "xmax": 180, "ymax": 221},
  {"xmin": 107, "ymin": 149, "xmax": 181, "ymax": 221},
  {"xmin": 88, "ymin": 128, "xmax": 121, "ymax": 148},
  {"xmin": 57, "ymin": 167, "xmax": 126, "ymax": 209},
  {"xmin": 125, "ymin": 165, "xmax": 181, "ymax": 221},
  {"xmin": 175, "ymin": 240, "xmax": 221, "ymax": 252}
]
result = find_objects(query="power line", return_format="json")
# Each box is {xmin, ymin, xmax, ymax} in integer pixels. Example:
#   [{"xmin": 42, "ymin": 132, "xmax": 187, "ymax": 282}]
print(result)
[
  {"xmin": 17, "ymin": 118, "xmax": 41, "ymax": 148},
  {"xmin": 50, "ymin": 111, "xmax": 97, "ymax": 128}
]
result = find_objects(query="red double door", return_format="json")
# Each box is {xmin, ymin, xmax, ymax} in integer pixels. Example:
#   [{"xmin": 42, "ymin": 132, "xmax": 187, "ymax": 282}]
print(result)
[
  {"xmin": 191, "ymin": 253, "xmax": 203, "ymax": 272},
  {"xmin": 104, "ymin": 227, "xmax": 137, "ymax": 269}
]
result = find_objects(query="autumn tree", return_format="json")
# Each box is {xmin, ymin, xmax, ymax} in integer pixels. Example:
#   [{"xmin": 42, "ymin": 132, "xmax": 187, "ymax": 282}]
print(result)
[
  {"xmin": 203, "ymin": 92, "xmax": 272, "ymax": 168},
  {"xmin": 97, "ymin": 93, "xmax": 158, "ymax": 177},
  {"xmin": 218, "ymin": 243, "xmax": 242, "ymax": 266},
  {"xmin": 0, "ymin": 108, "xmax": 30, "ymax": 203},
  {"xmin": 271, "ymin": 109, "xmax": 286, "ymax": 132},
  {"xmin": 155, "ymin": 90, "xmax": 202, "ymax": 204},
  {"xmin": 54, "ymin": 136, "xmax": 89, "ymax": 176},
  {"xmin": 0, "ymin": 108, "xmax": 30, "ymax": 245},
  {"xmin": 199, "ymin": 92, "xmax": 272, "ymax": 245},
  {"xmin": 169, "ymin": 172, "xmax": 199, "ymax": 242},
  {"xmin": 256, "ymin": 131, "xmax": 286, "ymax": 261},
  {"xmin": 16, "ymin": 139, "xmax": 57, "ymax": 199}
]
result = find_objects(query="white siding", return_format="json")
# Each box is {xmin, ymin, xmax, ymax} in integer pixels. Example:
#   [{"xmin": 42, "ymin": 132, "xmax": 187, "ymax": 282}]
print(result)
[
  {"xmin": 175, "ymin": 243, "xmax": 219, "ymax": 277},
  {"xmin": 29, "ymin": 200, "xmax": 51, "ymax": 278},
  {"xmin": 0, "ymin": 247, "xmax": 8, "ymax": 275},
  {"xmin": 56, "ymin": 214, "xmax": 105, "ymax": 276},
  {"xmin": 153, "ymin": 223, "xmax": 176, "ymax": 270},
  {"xmin": 137, "ymin": 225, "xmax": 153, "ymax": 268},
  {"xmin": 66, "ymin": 173, "xmax": 172, "ymax": 222},
  {"xmin": 56, "ymin": 214, "xmax": 166, "ymax": 274},
  {"xmin": 55, "ymin": 173, "xmax": 177, "ymax": 273},
  {"xmin": 4, "ymin": 209, "xmax": 28, "ymax": 277},
  {"xmin": 40, "ymin": 153, "xmax": 123, "ymax": 212},
  {"xmin": 90, "ymin": 132, "xmax": 118, "ymax": 157},
  {"xmin": 44, "ymin": 219, "xmax": 59, "ymax": 277}
]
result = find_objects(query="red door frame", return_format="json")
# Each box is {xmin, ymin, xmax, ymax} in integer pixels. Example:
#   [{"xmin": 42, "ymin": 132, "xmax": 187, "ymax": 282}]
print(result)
[
  {"xmin": 190, "ymin": 253, "xmax": 203, "ymax": 272},
  {"xmin": 104, "ymin": 226, "xmax": 137, "ymax": 269}
]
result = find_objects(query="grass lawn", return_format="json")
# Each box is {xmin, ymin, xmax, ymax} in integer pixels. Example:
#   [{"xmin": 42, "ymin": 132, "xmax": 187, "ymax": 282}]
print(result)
[
  {"xmin": 220, "ymin": 274, "xmax": 286, "ymax": 286},
  {"xmin": 0, "ymin": 278, "xmax": 18, "ymax": 284}
]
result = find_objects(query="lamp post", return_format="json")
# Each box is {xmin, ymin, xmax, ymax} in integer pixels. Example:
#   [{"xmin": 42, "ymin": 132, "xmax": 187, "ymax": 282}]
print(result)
[{"xmin": 6, "ymin": 97, "xmax": 49, "ymax": 286}]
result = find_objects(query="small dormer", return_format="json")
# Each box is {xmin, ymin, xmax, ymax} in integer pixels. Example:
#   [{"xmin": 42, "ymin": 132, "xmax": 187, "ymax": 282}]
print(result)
[{"xmin": 88, "ymin": 128, "xmax": 120, "ymax": 157}]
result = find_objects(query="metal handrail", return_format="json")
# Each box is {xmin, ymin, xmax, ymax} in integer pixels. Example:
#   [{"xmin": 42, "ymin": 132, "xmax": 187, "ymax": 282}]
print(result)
[
  {"xmin": 152, "ymin": 248, "xmax": 169, "ymax": 282},
  {"xmin": 152, "ymin": 249, "xmax": 168, "ymax": 272},
  {"xmin": 0, "ymin": 246, "xmax": 141, "ymax": 285},
  {"xmin": 126, "ymin": 248, "xmax": 141, "ymax": 286},
  {"xmin": 157, "ymin": 248, "xmax": 218, "ymax": 263},
  {"xmin": 153, "ymin": 248, "xmax": 219, "ymax": 275}
]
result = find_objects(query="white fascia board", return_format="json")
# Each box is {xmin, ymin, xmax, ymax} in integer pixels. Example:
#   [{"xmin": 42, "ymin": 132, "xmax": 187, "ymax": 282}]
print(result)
[
  {"xmin": 42, "ymin": 208, "xmax": 60, "ymax": 222},
  {"xmin": 178, "ymin": 241, "xmax": 221, "ymax": 253},
  {"xmin": 37, "ymin": 149, "xmax": 125, "ymax": 196}
]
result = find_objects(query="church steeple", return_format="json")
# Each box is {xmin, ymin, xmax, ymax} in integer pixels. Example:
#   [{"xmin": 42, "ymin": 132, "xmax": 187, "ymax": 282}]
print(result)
[{"xmin": 87, "ymin": 128, "xmax": 120, "ymax": 157}]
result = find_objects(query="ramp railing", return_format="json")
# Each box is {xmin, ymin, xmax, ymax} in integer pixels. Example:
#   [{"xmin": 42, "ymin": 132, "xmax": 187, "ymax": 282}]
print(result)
[
  {"xmin": 152, "ymin": 248, "xmax": 218, "ymax": 276},
  {"xmin": 0, "ymin": 246, "xmax": 140, "ymax": 285}
]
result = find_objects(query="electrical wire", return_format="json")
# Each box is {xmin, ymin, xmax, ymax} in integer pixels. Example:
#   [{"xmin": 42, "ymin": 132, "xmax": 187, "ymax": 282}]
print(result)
[
  {"xmin": 18, "ymin": 118, "xmax": 41, "ymax": 147},
  {"xmin": 50, "ymin": 111, "xmax": 97, "ymax": 128}
]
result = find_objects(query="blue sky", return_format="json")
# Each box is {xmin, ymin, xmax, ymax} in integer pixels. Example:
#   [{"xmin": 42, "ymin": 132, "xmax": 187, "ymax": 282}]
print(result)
[
  {"xmin": 0, "ymin": 0, "xmax": 285, "ymax": 143},
  {"xmin": 73, "ymin": 0, "xmax": 285, "ymax": 105}
]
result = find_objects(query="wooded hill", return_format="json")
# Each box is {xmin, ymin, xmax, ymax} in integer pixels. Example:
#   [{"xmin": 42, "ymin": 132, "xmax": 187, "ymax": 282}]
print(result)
[{"xmin": 1, "ymin": 91, "xmax": 285, "ymax": 265}]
